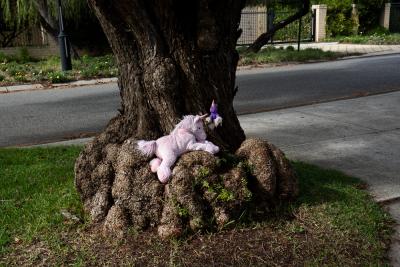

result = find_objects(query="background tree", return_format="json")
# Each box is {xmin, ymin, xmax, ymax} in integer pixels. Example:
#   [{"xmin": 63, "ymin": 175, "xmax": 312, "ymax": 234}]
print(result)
[
  {"xmin": 74, "ymin": 0, "xmax": 298, "ymax": 238},
  {"xmin": 0, "ymin": 11, "xmax": 27, "ymax": 47},
  {"xmin": 0, "ymin": 0, "xmax": 35, "ymax": 47},
  {"xmin": 0, "ymin": 0, "xmax": 109, "ymax": 54}
]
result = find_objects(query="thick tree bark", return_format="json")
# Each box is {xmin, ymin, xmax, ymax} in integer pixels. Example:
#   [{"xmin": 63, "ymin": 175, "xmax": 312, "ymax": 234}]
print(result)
[
  {"xmin": 247, "ymin": 0, "xmax": 310, "ymax": 53},
  {"xmin": 75, "ymin": 0, "xmax": 298, "ymax": 238},
  {"xmin": 84, "ymin": 0, "xmax": 246, "ymax": 148}
]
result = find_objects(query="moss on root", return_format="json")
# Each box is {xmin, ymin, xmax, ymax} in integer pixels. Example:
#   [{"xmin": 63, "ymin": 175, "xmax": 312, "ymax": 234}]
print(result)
[{"xmin": 75, "ymin": 138, "xmax": 299, "ymax": 239}]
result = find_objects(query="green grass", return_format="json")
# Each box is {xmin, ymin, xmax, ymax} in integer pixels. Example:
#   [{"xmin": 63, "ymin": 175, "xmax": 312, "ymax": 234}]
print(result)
[
  {"xmin": 328, "ymin": 33, "xmax": 400, "ymax": 45},
  {"xmin": 238, "ymin": 46, "xmax": 355, "ymax": 66},
  {"xmin": 0, "ymin": 147, "xmax": 83, "ymax": 253},
  {"xmin": 0, "ymin": 46, "xmax": 357, "ymax": 85},
  {"xmin": 0, "ymin": 147, "xmax": 393, "ymax": 265},
  {"xmin": 0, "ymin": 53, "xmax": 117, "ymax": 85},
  {"xmin": 293, "ymin": 162, "xmax": 393, "ymax": 263}
]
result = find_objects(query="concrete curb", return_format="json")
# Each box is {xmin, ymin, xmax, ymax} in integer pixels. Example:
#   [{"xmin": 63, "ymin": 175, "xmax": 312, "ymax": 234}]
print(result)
[
  {"xmin": 0, "ymin": 77, "xmax": 118, "ymax": 94},
  {"xmin": 0, "ymin": 83, "xmax": 44, "ymax": 93}
]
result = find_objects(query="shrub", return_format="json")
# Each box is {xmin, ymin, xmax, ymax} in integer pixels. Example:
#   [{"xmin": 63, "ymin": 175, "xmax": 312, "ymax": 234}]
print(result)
[
  {"xmin": 47, "ymin": 71, "xmax": 71, "ymax": 83},
  {"xmin": 286, "ymin": 45, "xmax": 295, "ymax": 51},
  {"xmin": 0, "ymin": 52, "xmax": 9, "ymax": 63},
  {"xmin": 15, "ymin": 47, "xmax": 35, "ymax": 63},
  {"xmin": 6, "ymin": 64, "xmax": 25, "ymax": 76},
  {"xmin": 0, "ymin": 74, "xmax": 5, "ymax": 81},
  {"xmin": 312, "ymin": 0, "xmax": 385, "ymax": 37}
]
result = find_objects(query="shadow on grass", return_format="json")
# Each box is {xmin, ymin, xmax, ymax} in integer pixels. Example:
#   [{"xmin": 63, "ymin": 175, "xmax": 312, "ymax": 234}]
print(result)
[
  {"xmin": 0, "ymin": 149, "xmax": 392, "ymax": 266},
  {"xmin": 293, "ymin": 161, "xmax": 364, "ymax": 206}
]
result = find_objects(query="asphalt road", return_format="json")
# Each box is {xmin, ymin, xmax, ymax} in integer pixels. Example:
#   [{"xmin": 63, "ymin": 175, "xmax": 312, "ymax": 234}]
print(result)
[
  {"xmin": 234, "ymin": 54, "xmax": 400, "ymax": 113},
  {"xmin": 1, "ymin": 54, "xmax": 400, "ymax": 147}
]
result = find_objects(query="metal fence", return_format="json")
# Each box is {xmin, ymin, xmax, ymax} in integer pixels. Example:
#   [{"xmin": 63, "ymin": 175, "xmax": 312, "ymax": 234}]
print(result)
[
  {"xmin": 238, "ymin": 7, "xmax": 315, "ymax": 46},
  {"xmin": 390, "ymin": 3, "xmax": 400, "ymax": 33}
]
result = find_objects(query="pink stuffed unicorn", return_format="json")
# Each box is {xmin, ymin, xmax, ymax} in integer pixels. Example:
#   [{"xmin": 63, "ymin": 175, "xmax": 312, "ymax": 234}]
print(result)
[{"xmin": 137, "ymin": 115, "xmax": 220, "ymax": 183}]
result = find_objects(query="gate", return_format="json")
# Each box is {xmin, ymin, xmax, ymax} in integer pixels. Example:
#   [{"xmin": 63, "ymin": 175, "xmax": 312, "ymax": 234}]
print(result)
[
  {"xmin": 390, "ymin": 3, "xmax": 400, "ymax": 33},
  {"xmin": 238, "ymin": 7, "xmax": 315, "ymax": 46}
]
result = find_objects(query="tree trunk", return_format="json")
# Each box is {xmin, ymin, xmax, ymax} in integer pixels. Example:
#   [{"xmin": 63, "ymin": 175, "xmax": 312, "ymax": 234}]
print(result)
[
  {"xmin": 75, "ymin": 0, "xmax": 298, "ymax": 239},
  {"xmin": 84, "ymin": 0, "xmax": 246, "ymax": 148}
]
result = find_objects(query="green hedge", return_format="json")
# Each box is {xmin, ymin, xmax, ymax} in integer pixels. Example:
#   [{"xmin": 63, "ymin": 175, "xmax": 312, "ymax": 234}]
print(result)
[{"xmin": 312, "ymin": 0, "xmax": 385, "ymax": 36}]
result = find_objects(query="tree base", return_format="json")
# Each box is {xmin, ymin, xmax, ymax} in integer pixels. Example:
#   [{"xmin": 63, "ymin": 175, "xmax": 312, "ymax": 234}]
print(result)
[{"xmin": 75, "ymin": 138, "xmax": 298, "ymax": 239}]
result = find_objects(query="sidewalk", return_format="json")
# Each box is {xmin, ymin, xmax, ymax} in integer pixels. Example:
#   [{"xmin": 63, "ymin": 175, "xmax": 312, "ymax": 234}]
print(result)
[
  {"xmin": 275, "ymin": 41, "xmax": 400, "ymax": 56},
  {"xmin": 240, "ymin": 90, "xmax": 400, "ymax": 266}
]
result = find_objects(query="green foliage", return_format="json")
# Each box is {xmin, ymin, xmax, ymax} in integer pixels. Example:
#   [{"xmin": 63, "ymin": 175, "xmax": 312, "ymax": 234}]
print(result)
[
  {"xmin": 0, "ymin": 0, "xmax": 87, "ymax": 27},
  {"xmin": 0, "ymin": 52, "xmax": 7, "ymax": 62},
  {"xmin": 217, "ymin": 188, "xmax": 235, "ymax": 202},
  {"xmin": 238, "ymin": 46, "xmax": 353, "ymax": 65},
  {"xmin": 196, "ymin": 167, "xmax": 210, "ymax": 180},
  {"xmin": 0, "ymin": 54, "xmax": 118, "ymax": 85},
  {"xmin": 246, "ymin": 0, "xmax": 304, "ymax": 8},
  {"xmin": 286, "ymin": 45, "xmax": 295, "ymax": 51},
  {"xmin": 201, "ymin": 179, "xmax": 235, "ymax": 202},
  {"xmin": 47, "ymin": 70, "xmax": 71, "ymax": 83},
  {"xmin": 311, "ymin": 0, "xmax": 385, "ymax": 36},
  {"xmin": 0, "ymin": 0, "xmax": 37, "ymax": 28},
  {"xmin": 78, "ymin": 54, "xmax": 117, "ymax": 79},
  {"xmin": 176, "ymin": 205, "xmax": 189, "ymax": 218},
  {"xmin": 15, "ymin": 47, "xmax": 34, "ymax": 63},
  {"xmin": 329, "ymin": 32, "xmax": 400, "ymax": 45},
  {"xmin": 0, "ymin": 48, "xmax": 34, "ymax": 64}
]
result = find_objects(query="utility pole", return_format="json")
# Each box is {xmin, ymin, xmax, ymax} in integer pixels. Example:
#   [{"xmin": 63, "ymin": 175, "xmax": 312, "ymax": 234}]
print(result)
[{"xmin": 57, "ymin": 0, "xmax": 72, "ymax": 71}]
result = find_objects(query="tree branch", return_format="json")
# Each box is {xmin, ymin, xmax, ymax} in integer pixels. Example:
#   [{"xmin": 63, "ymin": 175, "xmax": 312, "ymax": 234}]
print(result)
[{"xmin": 246, "ymin": 0, "xmax": 310, "ymax": 53}]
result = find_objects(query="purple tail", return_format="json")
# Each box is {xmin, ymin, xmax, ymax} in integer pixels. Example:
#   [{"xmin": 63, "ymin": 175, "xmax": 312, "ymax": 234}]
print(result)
[{"xmin": 137, "ymin": 140, "xmax": 157, "ymax": 157}]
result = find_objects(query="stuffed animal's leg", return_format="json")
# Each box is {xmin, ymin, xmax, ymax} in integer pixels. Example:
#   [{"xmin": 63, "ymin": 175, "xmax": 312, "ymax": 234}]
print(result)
[
  {"xmin": 187, "ymin": 141, "xmax": 219, "ymax": 154},
  {"xmin": 157, "ymin": 156, "xmax": 177, "ymax": 184},
  {"xmin": 150, "ymin": 158, "xmax": 161, "ymax": 173}
]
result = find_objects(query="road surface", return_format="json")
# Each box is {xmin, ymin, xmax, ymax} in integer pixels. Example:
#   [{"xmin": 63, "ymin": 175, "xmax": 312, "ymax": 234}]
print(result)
[{"xmin": 1, "ymin": 54, "xmax": 400, "ymax": 147}]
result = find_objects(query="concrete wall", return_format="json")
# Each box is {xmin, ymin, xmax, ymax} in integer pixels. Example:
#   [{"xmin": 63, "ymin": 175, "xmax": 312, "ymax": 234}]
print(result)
[
  {"xmin": 312, "ymin": 4, "xmax": 327, "ymax": 42},
  {"xmin": 0, "ymin": 42, "xmax": 58, "ymax": 59},
  {"xmin": 380, "ymin": 3, "xmax": 391, "ymax": 29}
]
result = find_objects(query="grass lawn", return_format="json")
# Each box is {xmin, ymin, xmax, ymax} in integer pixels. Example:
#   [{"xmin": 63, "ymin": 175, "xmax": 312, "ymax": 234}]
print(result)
[
  {"xmin": 0, "ymin": 46, "xmax": 355, "ymax": 86},
  {"xmin": 329, "ymin": 33, "xmax": 400, "ymax": 45},
  {"xmin": 0, "ymin": 147, "xmax": 393, "ymax": 266},
  {"xmin": 0, "ymin": 51, "xmax": 117, "ymax": 85},
  {"xmin": 238, "ymin": 46, "xmax": 358, "ymax": 66}
]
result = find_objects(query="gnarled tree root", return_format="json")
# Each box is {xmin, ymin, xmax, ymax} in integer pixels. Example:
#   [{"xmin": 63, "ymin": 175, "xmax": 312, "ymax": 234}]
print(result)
[{"xmin": 75, "ymin": 138, "xmax": 298, "ymax": 239}]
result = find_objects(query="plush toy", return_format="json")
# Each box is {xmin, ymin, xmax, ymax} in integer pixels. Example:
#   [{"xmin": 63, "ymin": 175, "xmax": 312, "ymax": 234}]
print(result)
[
  {"xmin": 205, "ymin": 100, "xmax": 223, "ymax": 129},
  {"xmin": 137, "ymin": 115, "xmax": 219, "ymax": 183}
]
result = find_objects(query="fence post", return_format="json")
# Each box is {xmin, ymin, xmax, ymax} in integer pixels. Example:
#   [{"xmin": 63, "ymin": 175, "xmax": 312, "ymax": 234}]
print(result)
[
  {"xmin": 311, "ymin": 4, "xmax": 327, "ymax": 42},
  {"xmin": 297, "ymin": 18, "xmax": 302, "ymax": 51},
  {"xmin": 380, "ymin": 3, "xmax": 391, "ymax": 30},
  {"xmin": 351, "ymin": 4, "xmax": 359, "ymax": 35},
  {"xmin": 267, "ymin": 9, "xmax": 275, "ymax": 44}
]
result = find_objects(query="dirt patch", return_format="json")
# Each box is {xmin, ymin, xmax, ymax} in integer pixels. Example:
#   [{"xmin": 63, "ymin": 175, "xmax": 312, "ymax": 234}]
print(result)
[{"xmin": 2, "ymin": 204, "xmax": 391, "ymax": 266}]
